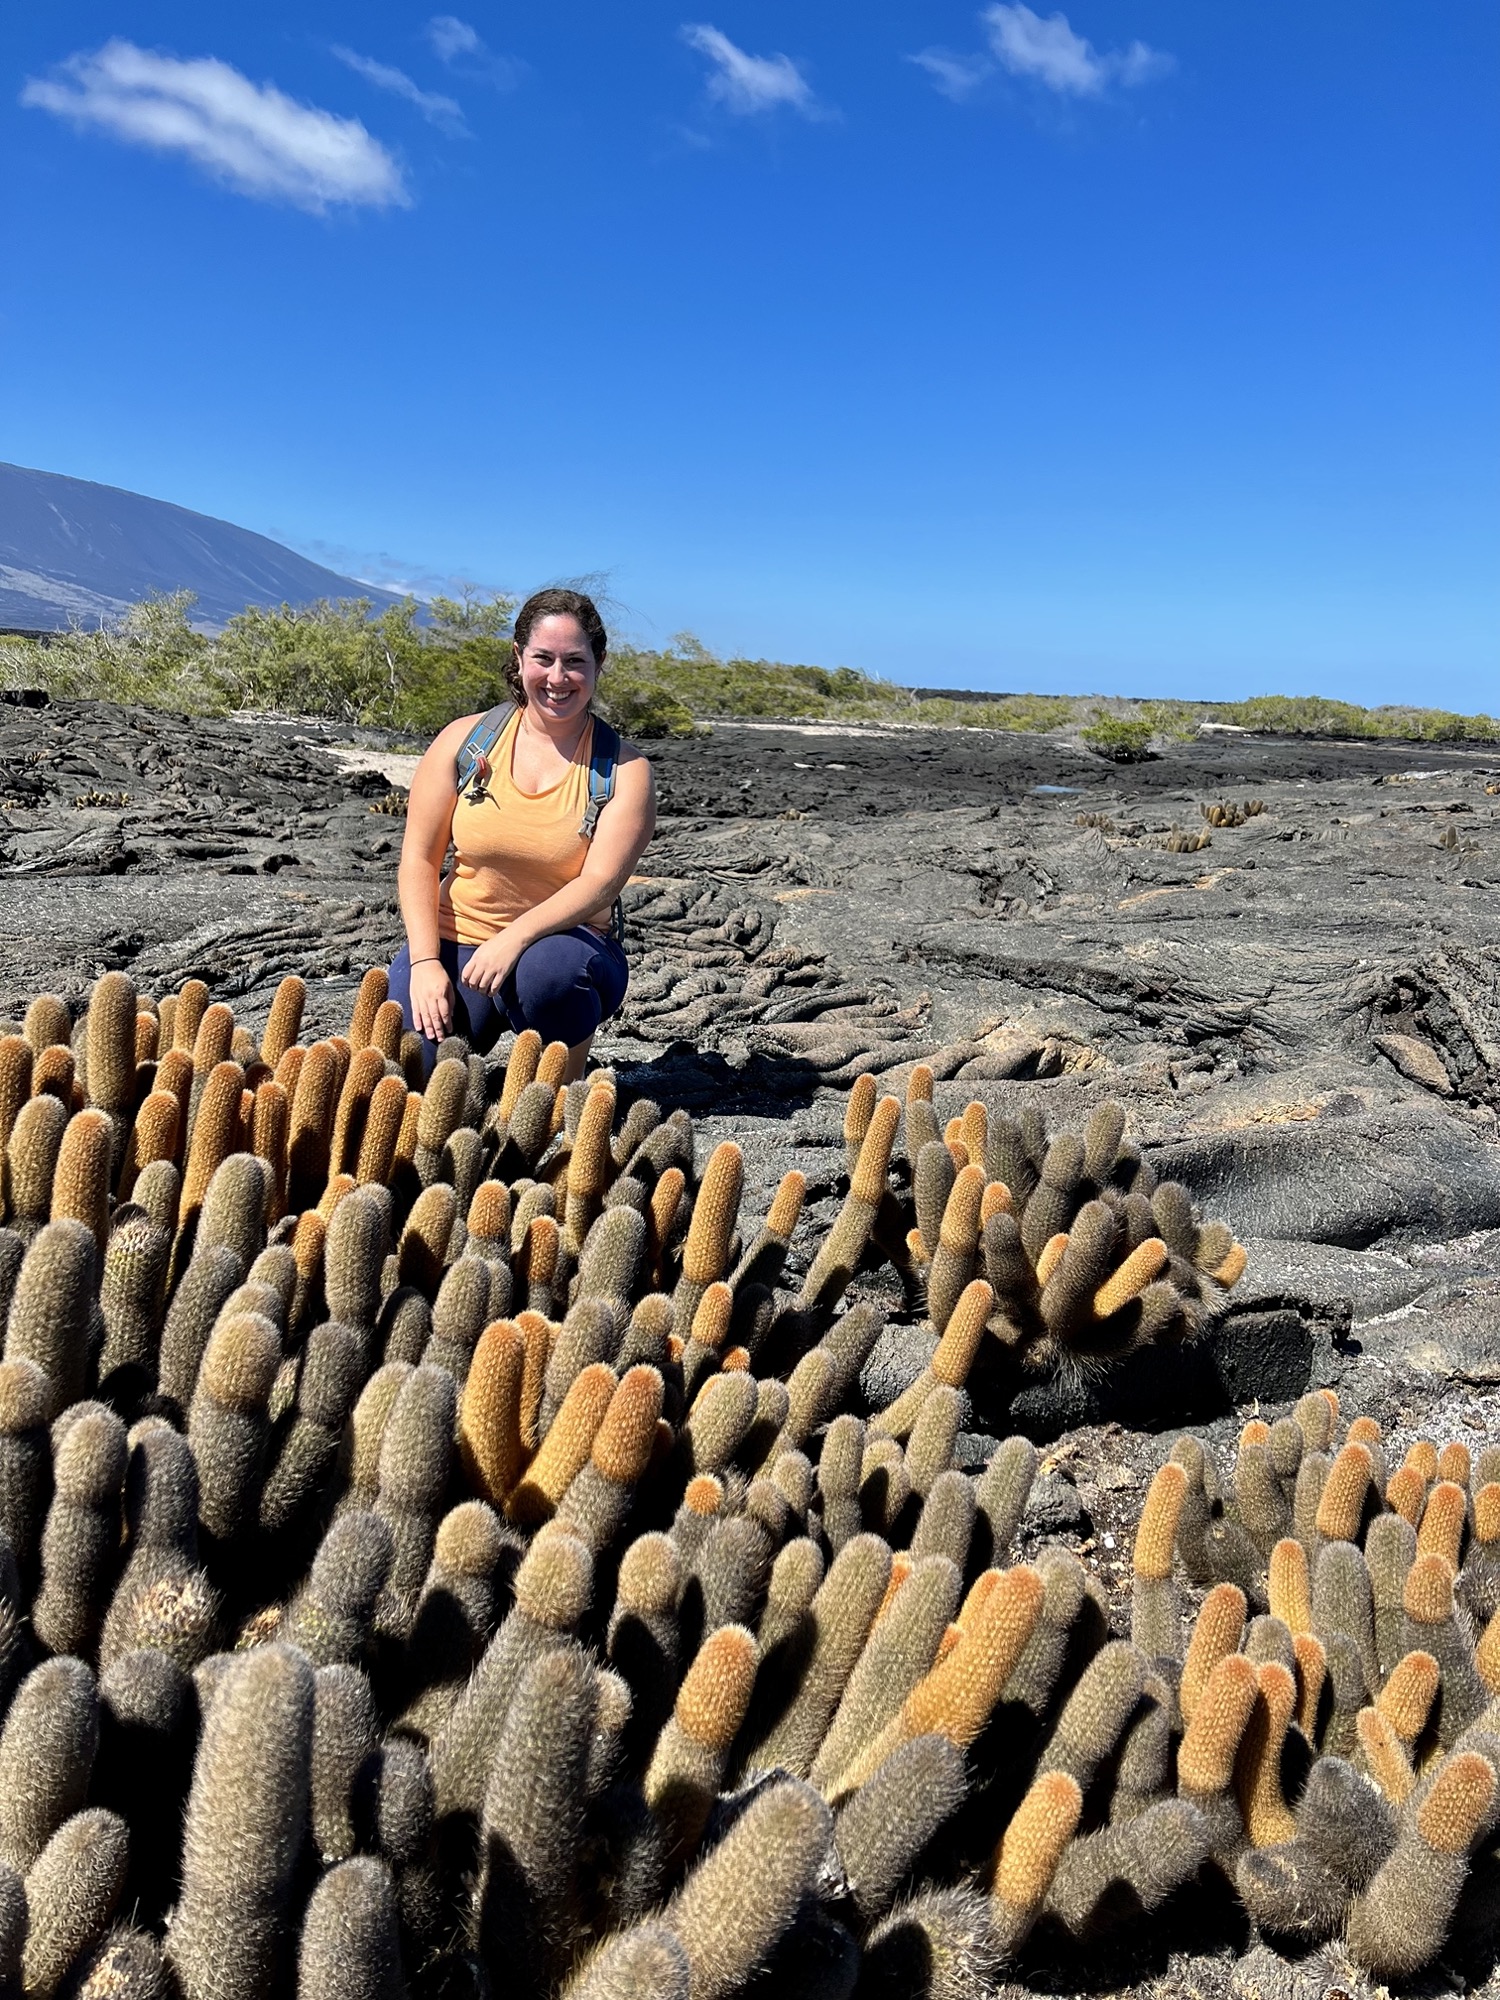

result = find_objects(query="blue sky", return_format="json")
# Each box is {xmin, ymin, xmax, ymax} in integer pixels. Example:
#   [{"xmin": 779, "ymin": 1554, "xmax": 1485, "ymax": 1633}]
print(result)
[{"xmin": 5, "ymin": 4, "xmax": 1497, "ymax": 705}]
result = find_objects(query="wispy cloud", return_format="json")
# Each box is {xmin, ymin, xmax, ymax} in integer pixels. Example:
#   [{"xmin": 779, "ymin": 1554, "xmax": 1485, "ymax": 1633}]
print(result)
[
  {"xmin": 331, "ymin": 47, "xmax": 466, "ymax": 135},
  {"xmin": 681, "ymin": 25, "xmax": 816, "ymax": 116},
  {"xmin": 982, "ymin": 5, "xmax": 1172, "ymax": 95},
  {"xmin": 427, "ymin": 16, "xmax": 482, "ymax": 64},
  {"xmin": 424, "ymin": 16, "xmax": 521, "ymax": 89},
  {"xmin": 289, "ymin": 535, "xmax": 507, "ymax": 601},
  {"xmin": 907, "ymin": 49, "xmax": 992, "ymax": 102},
  {"xmin": 22, "ymin": 40, "xmax": 408, "ymax": 210}
]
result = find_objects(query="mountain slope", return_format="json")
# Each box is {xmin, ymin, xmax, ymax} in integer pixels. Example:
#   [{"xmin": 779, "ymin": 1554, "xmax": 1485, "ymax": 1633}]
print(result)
[{"xmin": 0, "ymin": 461, "xmax": 405, "ymax": 631}]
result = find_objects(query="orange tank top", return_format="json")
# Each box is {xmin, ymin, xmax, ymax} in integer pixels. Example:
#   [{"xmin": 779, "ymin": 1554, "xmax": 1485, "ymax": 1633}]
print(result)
[{"xmin": 438, "ymin": 709, "xmax": 613, "ymax": 943}]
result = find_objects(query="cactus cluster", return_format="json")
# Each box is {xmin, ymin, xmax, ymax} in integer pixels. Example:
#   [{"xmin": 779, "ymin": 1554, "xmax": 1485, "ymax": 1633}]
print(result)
[
  {"xmin": 870, "ymin": 1068, "xmax": 1247, "ymax": 1397},
  {"xmin": 1199, "ymin": 801, "xmax": 1266, "ymax": 829},
  {"xmin": 1162, "ymin": 826, "xmax": 1213, "ymax": 854},
  {"xmin": 0, "ymin": 969, "xmax": 1489, "ymax": 1997}
]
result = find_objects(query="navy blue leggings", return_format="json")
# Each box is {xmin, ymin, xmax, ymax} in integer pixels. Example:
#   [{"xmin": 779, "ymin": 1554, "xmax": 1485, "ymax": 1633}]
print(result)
[{"xmin": 388, "ymin": 928, "xmax": 629, "ymax": 1078}]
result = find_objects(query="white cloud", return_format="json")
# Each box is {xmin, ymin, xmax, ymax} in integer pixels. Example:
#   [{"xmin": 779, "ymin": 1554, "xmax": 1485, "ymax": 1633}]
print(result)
[
  {"xmin": 681, "ymin": 25, "xmax": 815, "ymax": 115},
  {"xmin": 22, "ymin": 40, "xmax": 408, "ymax": 211},
  {"xmin": 907, "ymin": 48, "xmax": 993, "ymax": 101},
  {"xmin": 1114, "ymin": 39, "xmax": 1175, "ymax": 87},
  {"xmin": 981, "ymin": 5, "xmax": 1172, "ymax": 95},
  {"xmin": 425, "ymin": 16, "xmax": 520, "ymax": 87},
  {"xmin": 332, "ymin": 47, "xmax": 467, "ymax": 134},
  {"xmin": 426, "ymin": 16, "xmax": 482, "ymax": 63}
]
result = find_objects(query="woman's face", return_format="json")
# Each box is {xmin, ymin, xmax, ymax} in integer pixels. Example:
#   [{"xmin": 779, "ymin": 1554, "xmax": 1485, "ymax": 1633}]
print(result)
[{"xmin": 517, "ymin": 613, "xmax": 598, "ymax": 724}]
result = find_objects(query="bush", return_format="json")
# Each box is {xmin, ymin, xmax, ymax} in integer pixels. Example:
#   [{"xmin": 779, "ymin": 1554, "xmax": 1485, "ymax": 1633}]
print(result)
[
  {"xmin": 1081, "ymin": 712, "xmax": 1154, "ymax": 761},
  {"xmin": 9, "ymin": 592, "xmax": 1499, "ymax": 749},
  {"xmin": 596, "ymin": 675, "xmax": 697, "ymax": 739}
]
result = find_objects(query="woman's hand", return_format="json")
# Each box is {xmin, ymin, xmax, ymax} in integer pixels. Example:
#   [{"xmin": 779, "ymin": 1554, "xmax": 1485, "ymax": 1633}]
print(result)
[
  {"xmin": 462, "ymin": 930, "xmax": 523, "ymax": 997},
  {"xmin": 410, "ymin": 958, "xmax": 455, "ymax": 1042}
]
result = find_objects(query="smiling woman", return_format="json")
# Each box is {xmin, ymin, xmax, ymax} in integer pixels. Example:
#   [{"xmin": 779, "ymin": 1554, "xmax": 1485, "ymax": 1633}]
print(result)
[{"xmin": 388, "ymin": 587, "xmax": 657, "ymax": 1081}]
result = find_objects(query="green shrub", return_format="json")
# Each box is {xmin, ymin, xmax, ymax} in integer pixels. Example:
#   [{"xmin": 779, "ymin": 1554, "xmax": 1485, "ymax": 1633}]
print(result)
[
  {"xmin": 1081, "ymin": 713, "xmax": 1154, "ymax": 761},
  {"xmin": 596, "ymin": 676, "xmax": 697, "ymax": 740},
  {"xmin": 1135, "ymin": 700, "xmax": 1205, "ymax": 741},
  {"xmin": 7, "ymin": 593, "xmax": 1498, "ymax": 749}
]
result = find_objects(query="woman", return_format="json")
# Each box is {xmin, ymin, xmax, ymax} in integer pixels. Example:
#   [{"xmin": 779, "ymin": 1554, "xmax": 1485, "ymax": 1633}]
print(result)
[{"xmin": 389, "ymin": 587, "xmax": 656, "ymax": 1081}]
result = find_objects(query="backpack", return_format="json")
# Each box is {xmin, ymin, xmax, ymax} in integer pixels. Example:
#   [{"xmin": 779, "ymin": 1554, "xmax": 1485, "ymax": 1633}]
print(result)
[{"xmin": 453, "ymin": 702, "xmax": 627, "ymax": 941}]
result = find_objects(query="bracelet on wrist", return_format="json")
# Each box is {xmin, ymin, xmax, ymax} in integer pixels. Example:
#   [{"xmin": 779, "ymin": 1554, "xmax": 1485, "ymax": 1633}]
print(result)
[{"xmin": 409, "ymin": 955, "xmax": 441, "ymax": 966}]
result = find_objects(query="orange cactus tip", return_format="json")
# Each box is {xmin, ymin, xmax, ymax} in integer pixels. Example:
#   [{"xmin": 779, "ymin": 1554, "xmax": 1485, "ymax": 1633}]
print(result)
[
  {"xmin": 902, "ymin": 1566, "xmax": 1045, "ymax": 1753},
  {"xmin": 592, "ymin": 1367, "xmax": 665, "ymax": 1485},
  {"xmin": 1093, "ymin": 1237, "xmax": 1169, "ymax": 1318},
  {"xmin": 1178, "ymin": 1652, "xmax": 1259, "ymax": 1795},
  {"xmin": 1416, "ymin": 1751, "xmax": 1497, "ymax": 1856},
  {"xmin": 993, "ymin": 1772, "xmax": 1083, "ymax": 1913},
  {"xmin": 907, "ymin": 1064, "xmax": 935, "ymax": 1104},
  {"xmin": 681, "ymin": 1143, "xmax": 744, "ymax": 1282},
  {"xmin": 523, "ymin": 1214, "xmax": 561, "ymax": 1283},
  {"xmin": 1436, "ymin": 1440, "xmax": 1471, "ymax": 1488},
  {"xmin": 468, "ymin": 1181, "xmax": 510, "ymax": 1238},
  {"xmin": 1237, "ymin": 1660, "xmax": 1298, "ymax": 1847},
  {"xmin": 934, "ymin": 1623, "xmax": 963, "ymax": 1666},
  {"xmin": 1376, "ymin": 1649, "xmax": 1440, "ymax": 1745},
  {"xmin": 1346, "ymin": 1414, "xmax": 1382, "ymax": 1447},
  {"xmin": 1475, "ymin": 1482, "xmax": 1500, "ymax": 1545},
  {"xmin": 1314, "ymin": 1441, "xmax": 1374, "ymax": 1544},
  {"xmin": 843, "ymin": 1073, "xmax": 878, "ymax": 1142},
  {"xmin": 931, "ymin": 1279, "xmax": 996, "ymax": 1389},
  {"xmin": 1416, "ymin": 1480, "xmax": 1467, "ymax": 1571},
  {"xmin": 939, "ymin": 1165, "xmax": 986, "ymax": 1248},
  {"xmin": 683, "ymin": 1474, "xmax": 724, "ymax": 1517},
  {"xmin": 1211, "ymin": 1241, "xmax": 1248, "ymax": 1288},
  {"xmin": 1268, "ymin": 1538, "xmax": 1312, "ymax": 1636},
  {"xmin": 1034, "ymin": 1233, "xmax": 1069, "ymax": 1289},
  {"xmin": 1403, "ymin": 1438, "xmax": 1439, "ymax": 1483},
  {"xmin": 536, "ymin": 1039, "xmax": 570, "ymax": 1087},
  {"xmin": 291, "ymin": 1211, "xmax": 326, "ymax": 1279},
  {"xmin": 689, "ymin": 1282, "xmax": 734, "ymax": 1352},
  {"xmin": 957, "ymin": 1567, "xmax": 1002, "ymax": 1631},
  {"xmin": 1403, "ymin": 1551, "xmax": 1456, "ymax": 1625},
  {"xmin": 766, "ymin": 1169, "xmax": 806, "ymax": 1239},
  {"xmin": 505, "ymin": 1363, "xmax": 615, "ymax": 1526},
  {"xmin": 850, "ymin": 1097, "xmax": 901, "ymax": 1202},
  {"xmin": 675, "ymin": 1625, "xmax": 759, "ymax": 1750},
  {"xmin": 1182, "ymin": 1583, "xmax": 1248, "ymax": 1724},
  {"xmin": 1239, "ymin": 1419, "xmax": 1271, "ymax": 1449},
  {"xmin": 980, "ymin": 1180, "xmax": 1013, "ymax": 1222},
  {"xmin": 1291, "ymin": 1632, "xmax": 1326, "ymax": 1738},
  {"xmin": 1385, "ymin": 1465, "xmax": 1426, "ymax": 1527},
  {"xmin": 1133, "ymin": 1461, "xmax": 1188, "ymax": 1583}
]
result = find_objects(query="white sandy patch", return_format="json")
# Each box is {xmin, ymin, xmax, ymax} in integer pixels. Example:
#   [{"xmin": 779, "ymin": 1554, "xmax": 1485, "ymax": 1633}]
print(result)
[{"xmin": 323, "ymin": 745, "xmax": 421, "ymax": 786}]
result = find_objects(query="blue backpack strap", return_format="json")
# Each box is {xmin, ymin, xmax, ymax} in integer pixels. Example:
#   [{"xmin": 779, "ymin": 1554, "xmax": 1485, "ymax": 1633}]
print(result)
[
  {"xmin": 578, "ymin": 716, "xmax": 621, "ymax": 841},
  {"xmin": 579, "ymin": 717, "xmax": 628, "ymax": 942},
  {"xmin": 454, "ymin": 702, "xmax": 515, "ymax": 799}
]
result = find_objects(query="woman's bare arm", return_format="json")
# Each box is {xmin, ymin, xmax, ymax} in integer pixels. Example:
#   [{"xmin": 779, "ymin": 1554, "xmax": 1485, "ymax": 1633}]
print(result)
[{"xmin": 396, "ymin": 714, "xmax": 476, "ymax": 1036}]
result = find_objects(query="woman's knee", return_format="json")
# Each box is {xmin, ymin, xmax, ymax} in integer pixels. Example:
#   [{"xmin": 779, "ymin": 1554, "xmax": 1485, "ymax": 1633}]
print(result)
[{"xmin": 508, "ymin": 933, "xmax": 621, "ymax": 1045}]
